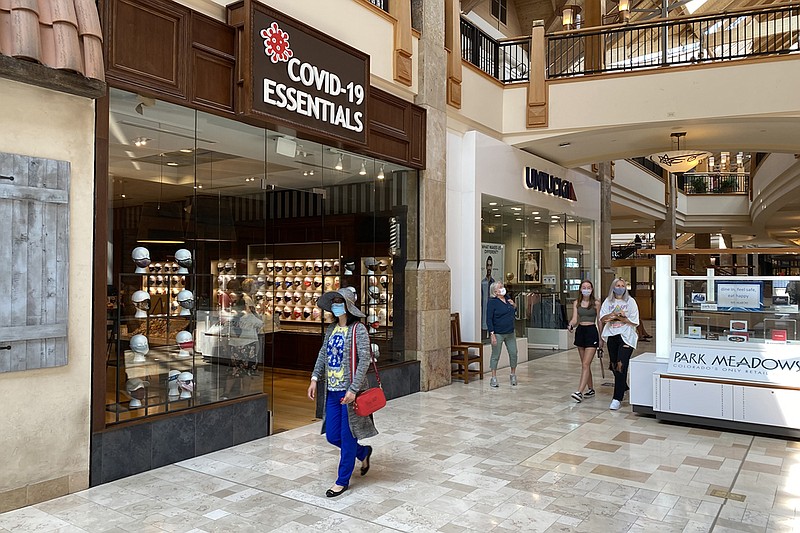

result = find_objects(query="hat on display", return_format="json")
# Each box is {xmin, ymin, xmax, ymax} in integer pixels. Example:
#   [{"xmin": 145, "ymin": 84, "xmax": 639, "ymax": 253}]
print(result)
[
  {"xmin": 175, "ymin": 249, "xmax": 192, "ymax": 270},
  {"xmin": 131, "ymin": 247, "xmax": 151, "ymax": 269},
  {"xmin": 317, "ymin": 288, "xmax": 365, "ymax": 318},
  {"xmin": 364, "ymin": 257, "xmax": 378, "ymax": 273}
]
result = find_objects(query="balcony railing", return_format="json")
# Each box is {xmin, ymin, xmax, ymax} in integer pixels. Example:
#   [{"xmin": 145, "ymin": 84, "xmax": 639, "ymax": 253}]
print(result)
[
  {"xmin": 548, "ymin": 4, "xmax": 800, "ymax": 78},
  {"xmin": 460, "ymin": 18, "xmax": 531, "ymax": 83},
  {"xmin": 367, "ymin": 0, "xmax": 388, "ymax": 12},
  {"xmin": 682, "ymin": 173, "xmax": 749, "ymax": 195}
]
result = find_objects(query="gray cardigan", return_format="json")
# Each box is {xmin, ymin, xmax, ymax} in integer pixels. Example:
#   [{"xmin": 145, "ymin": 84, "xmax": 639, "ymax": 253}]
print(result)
[{"xmin": 312, "ymin": 322, "xmax": 378, "ymax": 440}]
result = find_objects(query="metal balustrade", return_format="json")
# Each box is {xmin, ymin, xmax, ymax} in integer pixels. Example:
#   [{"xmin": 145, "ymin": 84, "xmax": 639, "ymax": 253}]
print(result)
[
  {"xmin": 548, "ymin": 4, "xmax": 800, "ymax": 78},
  {"xmin": 367, "ymin": 0, "xmax": 388, "ymax": 12},
  {"xmin": 460, "ymin": 19, "xmax": 531, "ymax": 83},
  {"xmin": 459, "ymin": 4, "xmax": 800, "ymax": 83},
  {"xmin": 682, "ymin": 173, "xmax": 749, "ymax": 195}
]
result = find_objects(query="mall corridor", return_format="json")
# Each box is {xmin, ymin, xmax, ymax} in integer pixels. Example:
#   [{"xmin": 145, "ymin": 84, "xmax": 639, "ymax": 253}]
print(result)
[{"xmin": 1, "ymin": 344, "xmax": 796, "ymax": 532}]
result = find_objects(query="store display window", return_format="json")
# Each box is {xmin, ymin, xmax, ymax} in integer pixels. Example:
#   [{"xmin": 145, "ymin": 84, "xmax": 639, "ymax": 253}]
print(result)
[
  {"xmin": 480, "ymin": 195, "xmax": 595, "ymax": 342},
  {"xmin": 105, "ymin": 88, "xmax": 418, "ymax": 425}
]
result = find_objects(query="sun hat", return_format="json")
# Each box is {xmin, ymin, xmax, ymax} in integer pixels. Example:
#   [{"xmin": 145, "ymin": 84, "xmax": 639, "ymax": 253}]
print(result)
[{"xmin": 317, "ymin": 288, "xmax": 365, "ymax": 317}]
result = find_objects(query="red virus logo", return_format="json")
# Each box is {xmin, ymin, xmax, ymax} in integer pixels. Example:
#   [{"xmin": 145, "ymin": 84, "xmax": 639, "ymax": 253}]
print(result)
[{"xmin": 260, "ymin": 22, "xmax": 293, "ymax": 64}]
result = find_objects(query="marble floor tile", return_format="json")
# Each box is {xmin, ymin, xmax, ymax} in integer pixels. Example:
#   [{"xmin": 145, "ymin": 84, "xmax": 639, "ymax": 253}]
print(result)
[{"xmin": 6, "ymin": 347, "xmax": 800, "ymax": 532}]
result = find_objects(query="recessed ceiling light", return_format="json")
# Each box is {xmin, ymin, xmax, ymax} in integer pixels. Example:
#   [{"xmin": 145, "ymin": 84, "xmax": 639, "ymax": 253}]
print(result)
[
  {"xmin": 492, "ymin": 208, "xmax": 499, "ymax": 211},
  {"xmin": 531, "ymin": 211, "xmax": 539, "ymax": 215},
  {"xmin": 534, "ymin": 216, "xmax": 541, "ymax": 220},
  {"xmin": 494, "ymin": 214, "xmax": 501, "ymax": 217},
  {"xmin": 502, "ymin": 223, "xmax": 508, "ymax": 226},
  {"xmin": 511, "ymin": 207, "xmax": 521, "ymax": 211},
  {"xmin": 516, "ymin": 218, "xmax": 523, "ymax": 221},
  {"xmin": 179, "ymin": 148, "xmax": 193, "ymax": 153},
  {"xmin": 489, "ymin": 202, "xmax": 498, "ymax": 206},
  {"xmin": 633, "ymin": 219, "xmax": 639, "ymax": 223},
  {"xmin": 166, "ymin": 162, "xmax": 178, "ymax": 166}
]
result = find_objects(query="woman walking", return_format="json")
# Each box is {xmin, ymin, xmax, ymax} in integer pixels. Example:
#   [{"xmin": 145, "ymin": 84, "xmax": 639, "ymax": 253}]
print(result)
[
  {"xmin": 486, "ymin": 281, "xmax": 518, "ymax": 387},
  {"xmin": 567, "ymin": 280, "xmax": 601, "ymax": 403},
  {"xmin": 307, "ymin": 288, "xmax": 376, "ymax": 497},
  {"xmin": 599, "ymin": 278, "xmax": 639, "ymax": 410}
]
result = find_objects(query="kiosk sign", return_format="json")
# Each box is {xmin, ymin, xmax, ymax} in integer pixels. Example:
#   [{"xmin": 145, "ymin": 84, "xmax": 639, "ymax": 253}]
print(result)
[
  {"xmin": 250, "ymin": 5, "xmax": 369, "ymax": 144},
  {"xmin": 668, "ymin": 341, "xmax": 800, "ymax": 385}
]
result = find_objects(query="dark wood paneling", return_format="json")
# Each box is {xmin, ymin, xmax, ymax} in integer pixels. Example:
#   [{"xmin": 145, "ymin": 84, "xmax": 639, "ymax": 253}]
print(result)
[
  {"xmin": 192, "ymin": 50, "xmax": 235, "ymax": 112},
  {"xmin": 192, "ymin": 12, "xmax": 235, "ymax": 56},
  {"xmin": 106, "ymin": 0, "xmax": 190, "ymax": 99},
  {"xmin": 366, "ymin": 88, "xmax": 426, "ymax": 169}
]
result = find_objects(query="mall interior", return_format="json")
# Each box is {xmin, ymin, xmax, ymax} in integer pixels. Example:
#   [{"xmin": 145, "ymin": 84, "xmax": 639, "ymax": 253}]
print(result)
[{"xmin": 2, "ymin": 0, "xmax": 800, "ymax": 531}]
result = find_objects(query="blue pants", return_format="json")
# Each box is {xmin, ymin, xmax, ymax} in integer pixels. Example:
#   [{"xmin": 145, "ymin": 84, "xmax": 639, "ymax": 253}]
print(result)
[{"xmin": 325, "ymin": 390, "xmax": 369, "ymax": 487}]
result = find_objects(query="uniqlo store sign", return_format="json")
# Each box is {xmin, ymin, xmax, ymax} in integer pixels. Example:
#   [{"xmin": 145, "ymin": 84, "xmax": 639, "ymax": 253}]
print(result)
[{"xmin": 249, "ymin": 4, "xmax": 370, "ymax": 145}]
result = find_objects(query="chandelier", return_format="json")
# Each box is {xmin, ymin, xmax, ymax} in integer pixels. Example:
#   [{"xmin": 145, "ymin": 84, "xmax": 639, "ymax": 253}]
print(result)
[{"xmin": 648, "ymin": 132, "xmax": 711, "ymax": 173}]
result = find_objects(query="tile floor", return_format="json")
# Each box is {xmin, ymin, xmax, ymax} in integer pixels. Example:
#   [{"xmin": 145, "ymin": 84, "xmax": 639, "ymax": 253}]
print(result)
[{"xmin": 2, "ymin": 342, "xmax": 800, "ymax": 532}]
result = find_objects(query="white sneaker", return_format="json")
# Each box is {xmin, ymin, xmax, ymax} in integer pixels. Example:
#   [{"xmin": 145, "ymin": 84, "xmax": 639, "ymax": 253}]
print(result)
[
  {"xmin": 490, "ymin": 377, "xmax": 498, "ymax": 388},
  {"xmin": 510, "ymin": 374, "xmax": 517, "ymax": 386},
  {"xmin": 609, "ymin": 399, "xmax": 621, "ymax": 410}
]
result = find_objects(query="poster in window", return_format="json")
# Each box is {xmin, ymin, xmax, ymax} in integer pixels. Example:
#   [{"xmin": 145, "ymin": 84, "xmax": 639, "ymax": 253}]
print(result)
[{"xmin": 517, "ymin": 249, "xmax": 542, "ymax": 284}]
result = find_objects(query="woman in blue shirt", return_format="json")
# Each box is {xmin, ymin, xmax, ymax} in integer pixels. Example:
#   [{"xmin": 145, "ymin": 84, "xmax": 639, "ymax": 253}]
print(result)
[{"xmin": 486, "ymin": 281, "xmax": 518, "ymax": 387}]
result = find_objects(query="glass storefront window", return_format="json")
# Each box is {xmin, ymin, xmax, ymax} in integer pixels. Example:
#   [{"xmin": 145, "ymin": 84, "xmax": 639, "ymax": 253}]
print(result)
[
  {"xmin": 106, "ymin": 88, "xmax": 418, "ymax": 427},
  {"xmin": 480, "ymin": 194, "xmax": 595, "ymax": 343}
]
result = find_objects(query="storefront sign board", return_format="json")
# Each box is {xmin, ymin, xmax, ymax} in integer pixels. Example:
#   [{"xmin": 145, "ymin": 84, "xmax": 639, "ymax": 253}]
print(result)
[{"xmin": 246, "ymin": 3, "xmax": 369, "ymax": 145}]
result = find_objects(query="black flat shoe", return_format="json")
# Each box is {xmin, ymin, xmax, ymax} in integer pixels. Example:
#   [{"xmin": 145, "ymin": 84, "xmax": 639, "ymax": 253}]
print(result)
[
  {"xmin": 325, "ymin": 485, "xmax": 348, "ymax": 498},
  {"xmin": 360, "ymin": 446, "xmax": 373, "ymax": 476}
]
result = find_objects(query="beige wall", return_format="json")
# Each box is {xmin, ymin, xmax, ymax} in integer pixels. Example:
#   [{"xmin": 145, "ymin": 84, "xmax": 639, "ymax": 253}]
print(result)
[{"xmin": 0, "ymin": 78, "xmax": 95, "ymax": 509}]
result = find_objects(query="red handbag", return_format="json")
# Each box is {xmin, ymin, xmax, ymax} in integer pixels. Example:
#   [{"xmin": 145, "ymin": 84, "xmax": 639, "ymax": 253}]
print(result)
[{"xmin": 349, "ymin": 324, "xmax": 386, "ymax": 416}]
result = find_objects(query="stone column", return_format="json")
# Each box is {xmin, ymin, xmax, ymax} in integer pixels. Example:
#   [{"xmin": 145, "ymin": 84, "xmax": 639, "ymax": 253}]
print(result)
[
  {"xmin": 407, "ymin": 0, "xmax": 451, "ymax": 391},
  {"xmin": 654, "ymin": 171, "xmax": 677, "ymax": 272},
  {"xmin": 598, "ymin": 162, "xmax": 615, "ymax": 292}
]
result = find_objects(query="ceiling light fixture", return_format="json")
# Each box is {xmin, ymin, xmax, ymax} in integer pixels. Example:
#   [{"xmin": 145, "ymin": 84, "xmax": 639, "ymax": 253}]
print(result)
[
  {"xmin": 335, "ymin": 154, "xmax": 343, "ymax": 171},
  {"xmin": 377, "ymin": 164, "xmax": 385, "ymax": 180},
  {"xmin": 562, "ymin": 4, "xmax": 581, "ymax": 30},
  {"xmin": 133, "ymin": 137, "xmax": 149, "ymax": 147},
  {"xmin": 648, "ymin": 132, "xmax": 711, "ymax": 173},
  {"xmin": 359, "ymin": 160, "xmax": 367, "ymax": 176},
  {"xmin": 618, "ymin": 0, "xmax": 630, "ymax": 22}
]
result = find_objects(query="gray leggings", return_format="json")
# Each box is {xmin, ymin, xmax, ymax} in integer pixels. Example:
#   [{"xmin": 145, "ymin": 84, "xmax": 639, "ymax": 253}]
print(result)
[{"xmin": 490, "ymin": 332, "xmax": 518, "ymax": 370}]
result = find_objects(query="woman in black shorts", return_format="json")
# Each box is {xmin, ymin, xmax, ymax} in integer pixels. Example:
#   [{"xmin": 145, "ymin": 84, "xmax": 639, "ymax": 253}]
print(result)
[{"xmin": 567, "ymin": 280, "xmax": 601, "ymax": 403}]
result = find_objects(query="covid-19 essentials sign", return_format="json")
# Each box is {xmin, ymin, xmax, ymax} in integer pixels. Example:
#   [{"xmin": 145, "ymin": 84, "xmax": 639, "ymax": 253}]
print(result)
[{"xmin": 249, "ymin": 5, "xmax": 369, "ymax": 145}]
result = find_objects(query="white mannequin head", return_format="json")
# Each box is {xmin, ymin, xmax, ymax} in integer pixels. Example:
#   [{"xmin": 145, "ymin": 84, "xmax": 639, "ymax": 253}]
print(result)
[
  {"xmin": 131, "ymin": 290, "xmax": 150, "ymax": 318},
  {"xmin": 167, "ymin": 370, "xmax": 180, "ymax": 398},
  {"xmin": 132, "ymin": 247, "xmax": 151, "ymax": 273},
  {"xmin": 367, "ymin": 313, "xmax": 379, "ymax": 334},
  {"xmin": 176, "ymin": 330, "xmax": 194, "ymax": 358},
  {"xmin": 126, "ymin": 378, "xmax": 149, "ymax": 408},
  {"xmin": 178, "ymin": 371, "xmax": 194, "ymax": 399},
  {"xmin": 175, "ymin": 248, "xmax": 192, "ymax": 273},
  {"xmin": 129, "ymin": 334, "xmax": 149, "ymax": 363},
  {"xmin": 177, "ymin": 290, "xmax": 194, "ymax": 316}
]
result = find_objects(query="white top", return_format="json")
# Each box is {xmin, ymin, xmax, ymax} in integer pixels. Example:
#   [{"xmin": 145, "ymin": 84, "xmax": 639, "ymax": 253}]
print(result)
[{"xmin": 599, "ymin": 296, "xmax": 640, "ymax": 348}]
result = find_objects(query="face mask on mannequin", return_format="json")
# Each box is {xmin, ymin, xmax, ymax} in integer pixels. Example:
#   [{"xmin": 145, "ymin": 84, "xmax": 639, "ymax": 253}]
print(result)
[
  {"xmin": 498, "ymin": 288, "xmax": 507, "ymax": 296},
  {"xmin": 581, "ymin": 289, "xmax": 592, "ymax": 296},
  {"xmin": 331, "ymin": 303, "xmax": 346, "ymax": 317},
  {"xmin": 613, "ymin": 287, "xmax": 626, "ymax": 296}
]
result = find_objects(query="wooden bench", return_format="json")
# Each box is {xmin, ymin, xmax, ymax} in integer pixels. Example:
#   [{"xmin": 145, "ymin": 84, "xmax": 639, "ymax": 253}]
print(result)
[{"xmin": 450, "ymin": 312, "xmax": 484, "ymax": 383}]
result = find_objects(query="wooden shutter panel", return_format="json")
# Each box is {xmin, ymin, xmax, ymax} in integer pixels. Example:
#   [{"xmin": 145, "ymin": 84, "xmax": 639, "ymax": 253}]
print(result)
[{"xmin": 0, "ymin": 152, "xmax": 70, "ymax": 372}]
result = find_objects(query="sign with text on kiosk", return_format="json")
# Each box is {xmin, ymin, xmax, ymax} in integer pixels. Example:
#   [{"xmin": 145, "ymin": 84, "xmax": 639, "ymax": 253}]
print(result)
[
  {"xmin": 668, "ymin": 341, "xmax": 800, "ymax": 385},
  {"xmin": 715, "ymin": 281, "xmax": 762, "ymax": 311},
  {"xmin": 249, "ymin": 4, "xmax": 369, "ymax": 145}
]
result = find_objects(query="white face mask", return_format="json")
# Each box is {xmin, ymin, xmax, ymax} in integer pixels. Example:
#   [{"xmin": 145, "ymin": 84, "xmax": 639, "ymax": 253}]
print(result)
[
  {"xmin": 498, "ymin": 288, "xmax": 507, "ymax": 296},
  {"xmin": 581, "ymin": 289, "xmax": 592, "ymax": 296}
]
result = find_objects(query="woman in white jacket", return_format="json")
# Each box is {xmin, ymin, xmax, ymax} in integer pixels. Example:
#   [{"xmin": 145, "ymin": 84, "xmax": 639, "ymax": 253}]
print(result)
[{"xmin": 599, "ymin": 278, "xmax": 639, "ymax": 411}]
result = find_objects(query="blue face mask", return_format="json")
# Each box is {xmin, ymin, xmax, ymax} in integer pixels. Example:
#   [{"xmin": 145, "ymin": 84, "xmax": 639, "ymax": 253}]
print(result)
[
  {"xmin": 613, "ymin": 287, "xmax": 626, "ymax": 296},
  {"xmin": 331, "ymin": 303, "xmax": 346, "ymax": 317}
]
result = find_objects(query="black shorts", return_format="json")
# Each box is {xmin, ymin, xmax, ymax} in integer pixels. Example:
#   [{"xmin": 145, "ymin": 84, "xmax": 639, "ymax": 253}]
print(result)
[{"xmin": 574, "ymin": 324, "xmax": 599, "ymax": 348}]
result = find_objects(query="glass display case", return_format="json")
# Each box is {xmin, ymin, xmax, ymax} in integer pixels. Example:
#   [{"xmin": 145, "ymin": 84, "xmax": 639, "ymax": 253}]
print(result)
[{"xmin": 674, "ymin": 275, "xmax": 800, "ymax": 344}]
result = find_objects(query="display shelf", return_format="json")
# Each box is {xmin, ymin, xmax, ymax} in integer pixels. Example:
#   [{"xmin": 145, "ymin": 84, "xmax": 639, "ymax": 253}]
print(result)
[{"xmin": 360, "ymin": 256, "xmax": 394, "ymax": 338}]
